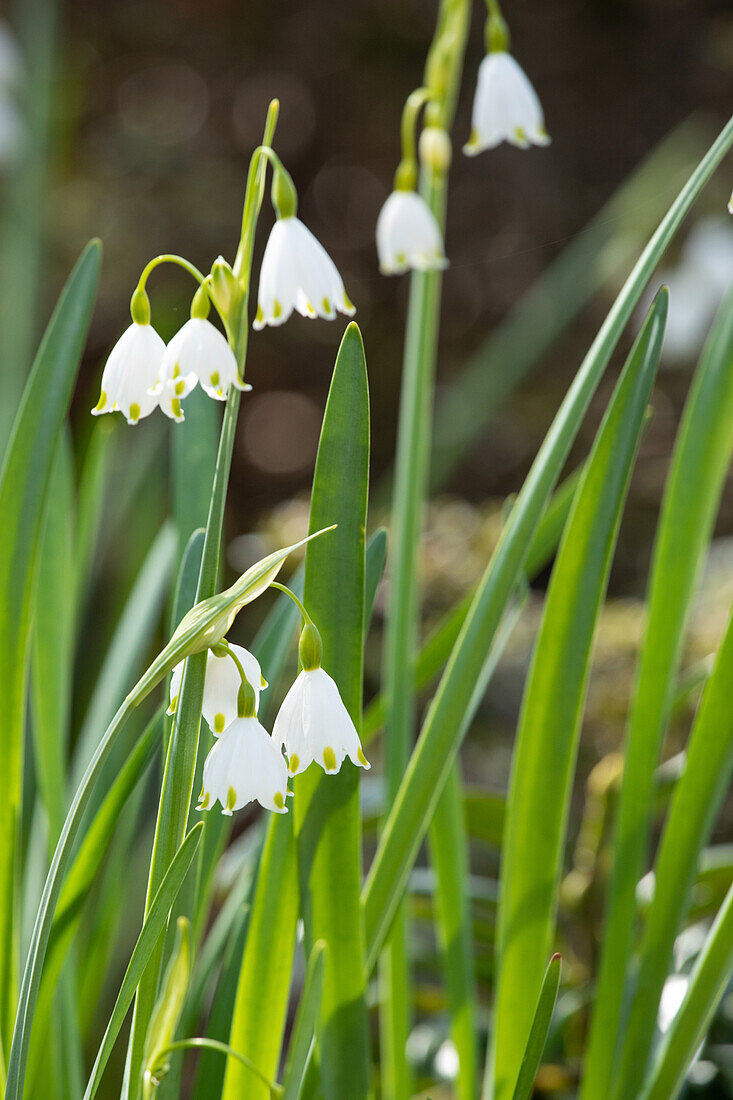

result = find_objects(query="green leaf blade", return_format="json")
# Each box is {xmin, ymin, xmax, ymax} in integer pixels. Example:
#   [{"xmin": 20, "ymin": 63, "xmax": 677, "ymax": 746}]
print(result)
[{"xmin": 294, "ymin": 321, "xmax": 371, "ymax": 1100}]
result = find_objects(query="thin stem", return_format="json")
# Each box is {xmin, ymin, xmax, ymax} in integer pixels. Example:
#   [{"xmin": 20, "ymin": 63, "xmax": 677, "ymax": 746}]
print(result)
[
  {"xmin": 269, "ymin": 581, "xmax": 311, "ymax": 625},
  {"xmin": 151, "ymin": 1038, "xmax": 282, "ymax": 1095},
  {"xmin": 122, "ymin": 102, "xmax": 280, "ymax": 1100},
  {"xmin": 400, "ymin": 88, "xmax": 431, "ymax": 167},
  {"xmin": 137, "ymin": 254, "xmax": 206, "ymax": 289}
]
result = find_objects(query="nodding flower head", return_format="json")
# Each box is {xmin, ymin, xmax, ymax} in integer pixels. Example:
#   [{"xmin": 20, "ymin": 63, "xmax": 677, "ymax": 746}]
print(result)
[
  {"xmin": 376, "ymin": 189, "xmax": 448, "ymax": 276},
  {"xmin": 158, "ymin": 317, "xmax": 249, "ymax": 404},
  {"xmin": 254, "ymin": 217, "xmax": 355, "ymax": 330},
  {"xmin": 273, "ymin": 666, "xmax": 370, "ymax": 777},
  {"xmin": 168, "ymin": 644, "xmax": 266, "ymax": 735},
  {"xmin": 464, "ymin": 52, "xmax": 550, "ymax": 156},
  {"xmin": 92, "ymin": 322, "xmax": 166, "ymax": 425},
  {"xmin": 197, "ymin": 716, "xmax": 289, "ymax": 815}
]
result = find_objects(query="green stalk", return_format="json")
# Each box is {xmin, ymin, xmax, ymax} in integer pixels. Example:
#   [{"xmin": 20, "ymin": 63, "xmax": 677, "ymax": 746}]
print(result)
[
  {"xmin": 380, "ymin": 2, "xmax": 471, "ymax": 1093},
  {"xmin": 122, "ymin": 100, "xmax": 279, "ymax": 1098}
]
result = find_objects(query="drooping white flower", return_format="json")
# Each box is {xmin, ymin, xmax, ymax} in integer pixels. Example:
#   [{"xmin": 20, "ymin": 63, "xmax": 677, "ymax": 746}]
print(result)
[
  {"xmin": 197, "ymin": 717, "xmax": 288, "ymax": 815},
  {"xmin": 157, "ymin": 317, "xmax": 248, "ymax": 403},
  {"xmin": 168, "ymin": 644, "xmax": 267, "ymax": 735},
  {"xmin": 464, "ymin": 52, "xmax": 550, "ymax": 155},
  {"xmin": 92, "ymin": 322, "xmax": 166, "ymax": 425},
  {"xmin": 273, "ymin": 666, "xmax": 370, "ymax": 776},
  {"xmin": 254, "ymin": 216, "xmax": 355, "ymax": 329},
  {"xmin": 376, "ymin": 189, "xmax": 448, "ymax": 275}
]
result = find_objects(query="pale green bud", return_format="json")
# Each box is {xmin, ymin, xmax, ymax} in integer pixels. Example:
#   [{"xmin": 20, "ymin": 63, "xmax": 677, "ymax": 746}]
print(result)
[
  {"xmin": 298, "ymin": 620, "xmax": 323, "ymax": 672},
  {"xmin": 271, "ymin": 163, "xmax": 298, "ymax": 220},
  {"xmin": 209, "ymin": 255, "xmax": 238, "ymax": 315},
  {"xmin": 130, "ymin": 285, "xmax": 151, "ymax": 325},
  {"xmin": 419, "ymin": 126, "xmax": 452, "ymax": 174}
]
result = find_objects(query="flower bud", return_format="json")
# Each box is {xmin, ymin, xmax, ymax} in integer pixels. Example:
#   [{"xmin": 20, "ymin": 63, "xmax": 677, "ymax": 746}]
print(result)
[
  {"xmin": 271, "ymin": 163, "xmax": 298, "ymax": 220},
  {"xmin": 209, "ymin": 255, "xmax": 238, "ymax": 316},
  {"xmin": 237, "ymin": 676, "xmax": 257, "ymax": 719},
  {"xmin": 190, "ymin": 282, "xmax": 210, "ymax": 320},
  {"xmin": 130, "ymin": 285, "xmax": 151, "ymax": 326},
  {"xmin": 419, "ymin": 127, "xmax": 452, "ymax": 174},
  {"xmin": 298, "ymin": 620, "xmax": 323, "ymax": 672}
]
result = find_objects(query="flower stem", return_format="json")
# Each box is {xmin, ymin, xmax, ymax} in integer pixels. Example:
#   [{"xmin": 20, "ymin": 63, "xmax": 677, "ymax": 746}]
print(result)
[
  {"xmin": 122, "ymin": 100, "xmax": 280, "ymax": 1100},
  {"xmin": 149, "ymin": 1038, "xmax": 282, "ymax": 1097},
  {"xmin": 380, "ymin": 4, "xmax": 471, "ymax": 1096}
]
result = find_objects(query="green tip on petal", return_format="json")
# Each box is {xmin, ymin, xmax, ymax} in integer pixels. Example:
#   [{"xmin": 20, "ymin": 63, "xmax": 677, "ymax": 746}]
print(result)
[
  {"xmin": 198, "ymin": 790, "xmax": 210, "ymax": 810},
  {"xmin": 289, "ymin": 753, "xmax": 300, "ymax": 775},
  {"xmin": 226, "ymin": 786, "xmax": 237, "ymax": 812},
  {"xmin": 357, "ymin": 747, "xmax": 369, "ymax": 767},
  {"xmin": 323, "ymin": 746, "xmax": 337, "ymax": 772},
  {"xmin": 214, "ymin": 713, "xmax": 226, "ymax": 734},
  {"xmin": 272, "ymin": 299, "xmax": 282, "ymax": 319},
  {"xmin": 274, "ymin": 791, "xmax": 285, "ymax": 810},
  {"xmin": 92, "ymin": 390, "xmax": 107, "ymax": 413},
  {"xmin": 255, "ymin": 304, "xmax": 264, "ymax": 324},
  {"xmin": 129, "ymin": 402, "xmax": 141, "ymax": 423}
]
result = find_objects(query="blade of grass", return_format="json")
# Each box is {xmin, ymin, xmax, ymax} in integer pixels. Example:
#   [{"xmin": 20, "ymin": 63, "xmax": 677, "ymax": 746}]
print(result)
[
  {"xmin": 281, "ymin": 941, "xmax": 328, "ymax": 1100},
  {"xmin": 582, "ymin": 286, "xmax": 733, "ymax": 1100},
  {"xmin": 428, "ymin": 766, "xmax": 478, "ymax": 1100},
  {"xmin": 612, "ymin": 592, "xmax": 733, "ymax": 1098},
  {"xmin": 361, "ymin": 115, "xmax": 733, "ymax": 979},
  {"xmin": 363, "ymin": 469, "xmax": 580, "ymax": 744},
  {"xmin": 511, "ymin": 955, "xmax": 562, "ymax": 1100},
  {"xmin": 0, "ymin": 239, "xmax": 100, "ymax": 1053},
  {"xmin": 74, "ymin": 418, "xmax": 117, "ymax": 615},
  {"xmin": 489, "ymin": 294, "xmax": 666, "ymax": 1100},
  {"xmin": 26, "ymin": 710, "xmax": 162, "ymax": 1088},
  {"xmin": 82, "ymin": 824, "xmax": 203, "ymax": 1100},
  {"xmin": 294, "ymin": 321, "xmax": 371, "ymax": 1100},
  {"xmin": 429, "ymin": 118, "xmax": 717, "ymax": 489},
  {"xmin": 639, "ymin": 881, "xmax": 733, "ymax": 1100}
]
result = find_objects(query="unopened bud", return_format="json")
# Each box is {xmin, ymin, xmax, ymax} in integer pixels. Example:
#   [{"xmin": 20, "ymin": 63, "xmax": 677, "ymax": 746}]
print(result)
[
  {"xmin": 130, "ymin": 285, "xmax": 151, "ymax": 326},
  {"xmin": 298, "ymin": 620, "xmax": 323, "ymax": 672},
  {"xmin": 209, "ymin": 256, "xmax": 238, "ymax": 316},
  {"xmin": 237, "ymin": 676, "xmax": 257, "ymax": 718},
  {"xmin": 419, "ymin": 127, "xmax": 452, "ymax": 174}
]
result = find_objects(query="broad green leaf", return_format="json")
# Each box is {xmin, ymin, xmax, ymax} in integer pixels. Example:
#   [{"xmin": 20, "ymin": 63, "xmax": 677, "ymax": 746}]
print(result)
[
  {"xmin": 281, "ymin": 941, "xmax": 327, "ymax": 1100},
  {"xmin": 639, "ymin": 882, "xmax": 733, "ymax": 1100},
  {"xmin": 222, "ymin": 814, "xmax": 298, "ymax": 1100},
  {"xmin": 26, "ymin": 710, "xmax": 161, "ymax": 1087},
  {"xmin": 489, "ymin": 295, "xmax": 666, "ymax": 1100},
  {"xmin": 613, "ymin": 596, "xmax": 733, "ymax": 1097},
  {"xmin": 171, "ymin": 387, "xmax": 219, "ymax": 550},
  {"xmin": 464, "ymin": 789, "xmax": 506, "ymax": 849},
  {"xmin": 82, "ymin": 825, "xmax": 202, "ymax": 1100},
  {"xmin": 361, "ymin": 116, "xmax": 733, "ymax": 976},
  {"xmin": 511, "ymin": 955, "xmax": 562, "ymax": 1100},
  {"xmin": 294, "ymin": 321, "xmax": 371, "ymax": 1100},
  {"xmin": 0, "ymin": 239, "xmax": 100, "ymax": 1049},
  {"xmin": 428, "ymin": 766, "xmax": 477, "ymax": 1100},
  {"xmin": 582, "ymin": 286, "xmax": 733, "ymax": 1100}
]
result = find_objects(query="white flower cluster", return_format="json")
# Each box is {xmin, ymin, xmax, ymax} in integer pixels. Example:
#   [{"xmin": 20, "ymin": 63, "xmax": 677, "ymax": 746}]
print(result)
[
  {"xmin": 168, "ymin": 644, "xmax": 369, "ymax": 817},
  {"xmin": 93, "ymin": 216, "xmax": 353, "ymax": 427}
]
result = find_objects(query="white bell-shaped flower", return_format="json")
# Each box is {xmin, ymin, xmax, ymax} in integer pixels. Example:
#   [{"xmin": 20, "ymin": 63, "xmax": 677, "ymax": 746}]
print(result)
[
  {"xmin": 464, "ymin": 52, "xmax": 550, "ymax": 155},
  {"xmin": 376, "ymin": 189, "xmax": 448, "ymax": 275},
  {"xmin": 168, "ymin": 644, "xmax": 266, "ymax": 735},
  {"xmin": 273, "ymin": 667, "xmax": 370, "ymax": 776},
  {"xmin": 197, "ymin": 717, "xmax": 288, "ymax": 815},
  {"xmin": 254, "ymin": 217, "xmax": 355, "ymax": 329},
  {"xmin": 92, "ymin": 322, "xmax": 166, "ymax": 425},
  {"xmin": 158, "ymin": 317, "xmax": 248, "ymax": 403}
]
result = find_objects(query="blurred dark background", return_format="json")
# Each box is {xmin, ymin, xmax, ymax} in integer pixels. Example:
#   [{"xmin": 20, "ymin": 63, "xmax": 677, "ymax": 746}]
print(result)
[{"xmin": 2, "ymin": 0, "xmax": 729, "ymax": 556}]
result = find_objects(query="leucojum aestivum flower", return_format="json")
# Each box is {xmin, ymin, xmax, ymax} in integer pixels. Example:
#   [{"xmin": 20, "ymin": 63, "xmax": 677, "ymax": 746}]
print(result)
[{"xmin": 90, "ymin": 141, "xmax": 368, "ymax": 820}]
